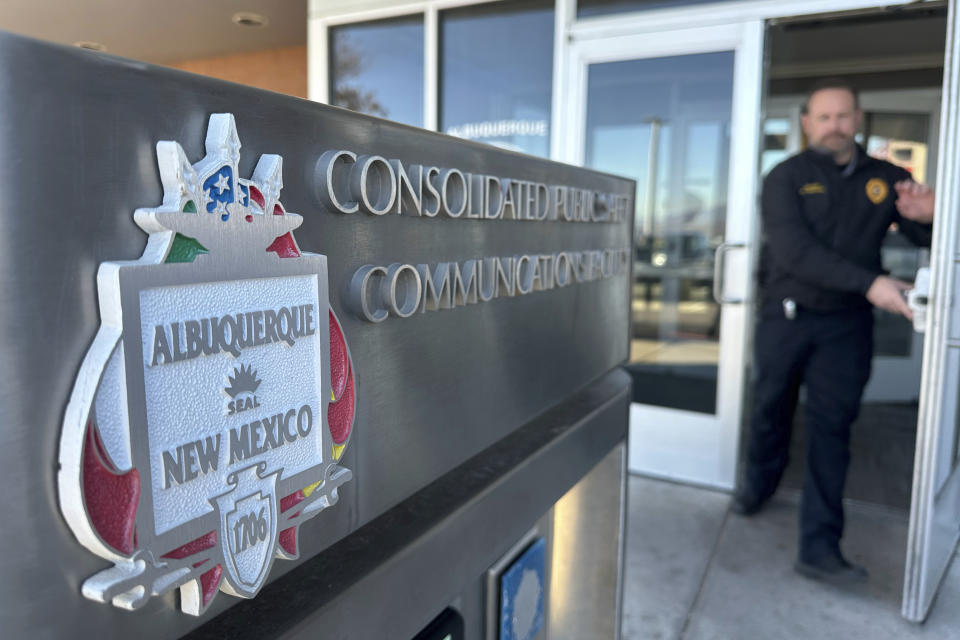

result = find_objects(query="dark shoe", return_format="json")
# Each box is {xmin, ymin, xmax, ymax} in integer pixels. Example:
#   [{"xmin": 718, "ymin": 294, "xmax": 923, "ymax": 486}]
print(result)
[
  {"xmin": 794, "ymin": 553, "xmax": 868, "ymax": 585},
  {"xmin": 730, "ymin": 487, "xmax": 768, "ymax": 516}
]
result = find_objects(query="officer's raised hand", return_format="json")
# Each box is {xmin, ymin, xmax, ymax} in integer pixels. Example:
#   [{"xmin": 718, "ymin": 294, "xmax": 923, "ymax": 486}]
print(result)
[
  {"xmin": 866, "ymin": 275, "xmax": 913, "ymax": 319},
  {"xmin": 894, "ymin": 180, "xmax": 935, "ymax": 223}
]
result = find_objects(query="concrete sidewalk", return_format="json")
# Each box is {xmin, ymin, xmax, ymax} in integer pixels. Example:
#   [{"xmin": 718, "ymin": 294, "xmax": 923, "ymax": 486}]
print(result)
[{"xmin": 621, "ymin": 475, "xmax": 960, "ymax": 640}]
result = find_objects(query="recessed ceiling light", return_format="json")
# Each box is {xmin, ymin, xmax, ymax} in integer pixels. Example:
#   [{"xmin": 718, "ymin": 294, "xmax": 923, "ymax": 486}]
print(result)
[
  {"xmin": 232, "ymin": 12, "xmax": 269, "ymax": 28},
  {"xmin": 73, "ymin": 41, "xmax": 107, "ymax": 52}
]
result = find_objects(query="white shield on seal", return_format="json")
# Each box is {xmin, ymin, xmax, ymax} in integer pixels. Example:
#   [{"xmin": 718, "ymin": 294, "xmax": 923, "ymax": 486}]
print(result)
[
  {"xmin": 214, "ymin": 463, "xmax": 279, "ymax": 598},
  {"xmin": 57, "ymin": 114, "xmax": 357, "ymax": 617}
]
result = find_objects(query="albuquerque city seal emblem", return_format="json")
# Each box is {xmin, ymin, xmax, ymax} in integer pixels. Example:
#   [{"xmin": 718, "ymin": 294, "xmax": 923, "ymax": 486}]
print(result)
[{"xmin": 58, "ymin": 114, "xmax": 357, "ymax": 615}]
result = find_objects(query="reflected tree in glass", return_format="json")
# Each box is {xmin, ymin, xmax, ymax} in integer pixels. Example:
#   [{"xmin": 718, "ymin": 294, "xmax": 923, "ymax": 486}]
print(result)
[
  {"xmin": 330, "ymin": 16, "xmax": 424, "ymax": 127},
  {"xmin": 332, "ymin": 35, "xmax": 387, "ymax": 118}
]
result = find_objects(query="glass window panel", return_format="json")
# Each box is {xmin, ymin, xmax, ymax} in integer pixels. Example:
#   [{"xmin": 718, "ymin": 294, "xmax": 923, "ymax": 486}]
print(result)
[
  {"xmin": 330, "ymin": 16, "xmax": 424, "ymax": 127},
  {"xmin": 440, "ymin": 0, "xmax": 553, "ymax": 157},
  {"xmin": 585, "ymin": 52, "xmax": 734, "ymax": 414},
  {"xmin": 578, "ymin": 0, "xmax": 719, "ymax": 19}
]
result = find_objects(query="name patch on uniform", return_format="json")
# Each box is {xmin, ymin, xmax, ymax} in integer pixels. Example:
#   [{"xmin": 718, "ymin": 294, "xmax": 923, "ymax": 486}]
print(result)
[
  {"xmin": 799, "ymin": 182, "xmax": 826, "ymax": 195},
  {"xmin": 866, "ymin": 177, "xmax": 889, "ymax": 204}
]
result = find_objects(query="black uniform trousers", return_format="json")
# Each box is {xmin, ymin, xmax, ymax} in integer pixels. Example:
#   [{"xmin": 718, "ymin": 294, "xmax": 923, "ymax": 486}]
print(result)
[{"xmin": 744, "ymin": 303, "xmax": 874, "ymax": 561}]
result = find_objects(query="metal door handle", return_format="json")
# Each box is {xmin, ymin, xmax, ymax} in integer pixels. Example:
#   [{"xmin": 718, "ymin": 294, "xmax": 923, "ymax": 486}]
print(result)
[
  {"xmin": 907, "ymin": 266, "xmax": 931, "ymax": 333},
  {"xmin": 713, "ymin": 242, "xmax": 747, "ymax": 304}
]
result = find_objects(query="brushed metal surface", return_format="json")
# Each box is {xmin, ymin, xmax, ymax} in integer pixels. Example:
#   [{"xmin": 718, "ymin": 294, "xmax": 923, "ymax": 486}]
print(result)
[
  {"xmin": 550, "ymin": 444, "xmax": 626, "ymax": 640},
  {"xmin": 0, "ymin": 31, "xmax": 632, "ymax": 636},
  {"xmin": 189, "ymin": 369, "xmax": 629, "ymax": 639}
]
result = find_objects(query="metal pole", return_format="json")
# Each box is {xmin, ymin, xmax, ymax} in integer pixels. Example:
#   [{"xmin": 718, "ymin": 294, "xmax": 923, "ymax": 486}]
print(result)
[{"xmin": 643, "ymin": 117, "xmax": 662, "ymax": 238}]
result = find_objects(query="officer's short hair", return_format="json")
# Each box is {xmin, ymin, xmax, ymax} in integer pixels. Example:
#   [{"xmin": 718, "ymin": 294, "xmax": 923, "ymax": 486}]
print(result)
[{"xmin": 802, "ymin": 78, "xmax": 860, "ymax": 114}]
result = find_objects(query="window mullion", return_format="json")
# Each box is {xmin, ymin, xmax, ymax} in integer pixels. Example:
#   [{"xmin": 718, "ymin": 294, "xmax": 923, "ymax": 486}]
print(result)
[
  {"xmin": 425, "ymin": 5, "xmax": 439, "ymax": 131},
  {"xmin": 309, "ymin": 18, "xmax": 329, "ymax": 103},
  {"xmin": 551, "ymin": 0, "xmax": 575, "ymax": 160}
]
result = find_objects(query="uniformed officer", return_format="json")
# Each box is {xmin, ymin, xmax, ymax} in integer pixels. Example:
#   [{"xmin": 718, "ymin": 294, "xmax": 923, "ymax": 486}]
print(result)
[{"xmin": 732, "ymin": 79, "xmax": 935, "ymax": 584}]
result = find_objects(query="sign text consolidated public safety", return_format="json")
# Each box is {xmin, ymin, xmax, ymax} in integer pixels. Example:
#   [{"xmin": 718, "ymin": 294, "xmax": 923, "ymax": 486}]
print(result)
[{"xmin": 315, "ymin": 149, "xmax": 632, "ymax": 323}]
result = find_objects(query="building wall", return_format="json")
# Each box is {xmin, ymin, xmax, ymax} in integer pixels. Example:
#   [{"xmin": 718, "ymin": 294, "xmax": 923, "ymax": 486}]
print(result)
[
  {"xmin": 310, "ymin": 0, "xmax": 426, "ymax": 20},
  {"xmin": 168, "ymin": 45, "xmax": 308, "ymax": 99}
]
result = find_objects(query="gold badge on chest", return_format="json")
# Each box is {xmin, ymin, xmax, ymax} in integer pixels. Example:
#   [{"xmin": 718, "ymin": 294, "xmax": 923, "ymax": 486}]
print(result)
[{"xmin": 866, "ymin": 177, "xmax": 889, "ymax": 204}]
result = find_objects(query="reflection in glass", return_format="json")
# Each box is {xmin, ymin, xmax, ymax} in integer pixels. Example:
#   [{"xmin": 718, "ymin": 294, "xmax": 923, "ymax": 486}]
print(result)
[
  {"xmin": 585, "ymin": 52, "xmax": 734, "ymax": 414},
  {"xmin": 865, "ymin": 112, "xmax": 930, "ymax": 183},
  {"xmin": 330, "ymin": 16, "xmax": 424, "ymax": 127},
  {"xmin": 577, "ymin": 0, "xmax": 719, "ymax": 18},
  {"xmin": 440, "ymin": 0, "xmax": 553, "ymax": 157}
]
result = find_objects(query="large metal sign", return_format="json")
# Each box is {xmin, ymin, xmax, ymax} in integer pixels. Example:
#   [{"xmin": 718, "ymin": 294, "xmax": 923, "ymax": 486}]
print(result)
[{"xmin": 0, "ymin": 31, "xmax": 632, "ymax": 637}]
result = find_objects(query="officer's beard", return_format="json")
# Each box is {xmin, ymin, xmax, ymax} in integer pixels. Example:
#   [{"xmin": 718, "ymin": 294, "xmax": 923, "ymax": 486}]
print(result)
[{"xmin": 810, "ymin": 133, "xmax": 856, "ymax": 163}]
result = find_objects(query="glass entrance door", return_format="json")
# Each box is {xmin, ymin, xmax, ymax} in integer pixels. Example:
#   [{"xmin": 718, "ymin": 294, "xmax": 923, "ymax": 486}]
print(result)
[
  {"xmin": 586, "ymin": 52, "xmax": 732, "ymax": 416},
  {"xmin": 904, "ymin": 3, "xmax": 960, "ymax": 622},
  {"xmin": 564, "ymin": 22, "xmax": 764, "ymax": 487}
]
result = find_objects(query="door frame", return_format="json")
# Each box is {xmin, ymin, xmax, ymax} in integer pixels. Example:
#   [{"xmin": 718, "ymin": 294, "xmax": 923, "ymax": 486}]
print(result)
[
  {"xmin": 904, "ymin": 0, "xmax": 960, "ymax": 623},
  {"xmin": 561, "ymin": 21, "xmax": 764, "ymax": 489}
]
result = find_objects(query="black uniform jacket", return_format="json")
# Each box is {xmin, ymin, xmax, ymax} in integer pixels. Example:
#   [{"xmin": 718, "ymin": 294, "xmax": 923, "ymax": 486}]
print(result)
[{"xmin": 759, "ymin": 145, "xmax": 932, "ymax": 312}]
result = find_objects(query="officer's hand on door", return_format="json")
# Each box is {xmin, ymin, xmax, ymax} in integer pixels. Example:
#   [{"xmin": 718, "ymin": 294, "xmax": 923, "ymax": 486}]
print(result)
[
  {"xmin": 866, "ymin": 275, "xmax": 914, "ymax": 319},
  {"xmin": 894, "ymin": 180, "xmax": 935, "ymax": 224}
]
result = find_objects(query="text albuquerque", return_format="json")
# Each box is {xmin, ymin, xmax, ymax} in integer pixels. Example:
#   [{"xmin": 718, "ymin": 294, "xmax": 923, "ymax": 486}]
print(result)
[
  {"xmin": 149, "ymin": 303, "xmax": 317, "ymax": 365},
  {"xmin": 315, "ymin": 150, "xmax": 630, "ymax": 223}
]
